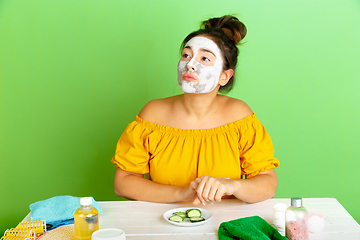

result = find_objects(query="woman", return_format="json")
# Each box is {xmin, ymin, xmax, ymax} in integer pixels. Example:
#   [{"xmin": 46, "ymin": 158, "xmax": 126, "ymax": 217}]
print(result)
[{"xmin": 111, "ymin": 15, "xmax": 279, "ymax": 205}]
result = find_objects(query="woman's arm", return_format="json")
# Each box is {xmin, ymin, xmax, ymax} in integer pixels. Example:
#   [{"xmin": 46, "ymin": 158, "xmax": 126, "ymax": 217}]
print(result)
[
  {"xmin": 191, "ymin": 169, "xmax": 278, "ymax": 205},
  {"xmin": 114, "ymin": 168, "xmax": 197, "ymax": 203}
]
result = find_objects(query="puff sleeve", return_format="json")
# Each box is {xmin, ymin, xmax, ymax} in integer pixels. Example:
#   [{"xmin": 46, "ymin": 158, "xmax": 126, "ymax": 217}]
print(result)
[
  {"xmin": 111, "ymin": 120, "xmax": 152, "ymax": 175},
  {"xmin": 239, "ymin": 117, "xmax": 279, "ymax": 178}
]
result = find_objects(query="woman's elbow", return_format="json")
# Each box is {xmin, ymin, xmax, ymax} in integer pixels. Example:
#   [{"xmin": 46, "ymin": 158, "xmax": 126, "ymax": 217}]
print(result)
[
  {"xmin": 267, "ymin": 171, "xmax": 278, "ymax": 199},
  {"xmin": 113, "ymin": 167, "xmax": 127, "ymax": 198},
  {"xmin": 256, "ymin": 169, "xmax": 278, "ymax": 201},
  {"xmin": 114, "ymin": 184, "xmax": 123, "ymax": 197},
  {"xmin": 113, "ymin": 167, "xmax": 144, "ymax": 198}
]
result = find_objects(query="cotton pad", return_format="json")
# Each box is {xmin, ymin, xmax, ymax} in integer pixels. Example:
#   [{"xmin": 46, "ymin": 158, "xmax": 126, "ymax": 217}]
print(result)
[{"xmin": 308, "ymin": 213, "xmax": 325, "ymax": 233}]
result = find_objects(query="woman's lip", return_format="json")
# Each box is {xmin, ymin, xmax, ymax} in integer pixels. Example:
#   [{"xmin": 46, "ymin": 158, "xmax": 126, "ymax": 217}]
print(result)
[{"xmin": 182, "ymin": 74, "xmax": 197, "ymax": 81}]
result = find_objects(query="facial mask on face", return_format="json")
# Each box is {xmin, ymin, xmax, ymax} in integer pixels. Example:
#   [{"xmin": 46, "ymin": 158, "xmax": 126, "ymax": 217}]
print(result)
[{"xmin": 178, "ymin": 36, "xmax": 223, "ymax": 94}]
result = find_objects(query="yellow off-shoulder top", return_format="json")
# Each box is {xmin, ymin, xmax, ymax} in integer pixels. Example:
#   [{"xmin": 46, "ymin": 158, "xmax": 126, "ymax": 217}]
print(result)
[{"xmin": 111, "ymin": 113, "xmax": 279, "ymax": 187}]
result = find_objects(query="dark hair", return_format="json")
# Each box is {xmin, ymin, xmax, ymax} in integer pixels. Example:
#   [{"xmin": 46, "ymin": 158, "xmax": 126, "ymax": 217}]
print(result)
[{"xmin": 181, "ymin": 15, "xmax": 247, "ymax": 93}]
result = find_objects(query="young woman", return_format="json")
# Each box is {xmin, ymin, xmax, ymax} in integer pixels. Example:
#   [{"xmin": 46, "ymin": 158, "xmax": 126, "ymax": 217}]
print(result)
[{"xmin": 111, "ymin": 15, "xmax": 279, "ymax": 205}]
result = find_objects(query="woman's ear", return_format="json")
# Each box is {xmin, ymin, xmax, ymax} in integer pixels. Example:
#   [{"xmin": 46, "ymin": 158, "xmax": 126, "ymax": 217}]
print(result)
[{"xmin": 219, "ymin": 69, "xmax": 234, "ymax": 86}]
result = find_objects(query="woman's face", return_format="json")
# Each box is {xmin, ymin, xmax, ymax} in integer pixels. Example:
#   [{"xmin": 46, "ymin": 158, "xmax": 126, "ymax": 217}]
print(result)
[{"xmin": 178, "ymin": 36, "xmax": 223, "ymax": 94}]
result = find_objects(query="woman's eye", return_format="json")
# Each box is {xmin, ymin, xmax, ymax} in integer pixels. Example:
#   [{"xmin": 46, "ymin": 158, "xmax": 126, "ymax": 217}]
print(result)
[
  {"xmin": 182, "ymin": 53, "xmax": 190, "ymax": 59},
  {"xmin": 202, "ymin": 57, "xmax": 210, "ymax": 62}
]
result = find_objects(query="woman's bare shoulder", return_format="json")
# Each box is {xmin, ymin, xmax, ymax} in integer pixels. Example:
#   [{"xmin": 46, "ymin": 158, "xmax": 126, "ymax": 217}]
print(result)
[
  {"xmin": 138, "ymin": 95, "xmax": 179, "ymax": 123},
  {"xmin": 220, "ymin": 96, "xmax": 253, "ymax": 121}
]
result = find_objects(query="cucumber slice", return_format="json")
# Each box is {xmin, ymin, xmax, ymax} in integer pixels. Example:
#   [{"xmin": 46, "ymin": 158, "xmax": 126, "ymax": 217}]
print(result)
[
  {"xmin": 189, "ymin": 217, "xmax": 205, "ymax": 222},
  {"xmin": 169, "ymin": 215, "xmax": 184, "ymax": 223},
  {"xmin": 186, "ymin": 209, "xmax": 202, "ymax": 218},
  {"xmin": 172, "ymin": 212, "xmax": 187, "ymax": 218}
]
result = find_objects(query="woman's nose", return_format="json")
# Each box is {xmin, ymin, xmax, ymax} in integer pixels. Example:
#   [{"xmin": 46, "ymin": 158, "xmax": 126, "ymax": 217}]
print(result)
[
  {"xmin": 187, "ymin": 64, "xmax": 195, "ymax": 72},
  {"xmin": 187, "ymin": 58, "xmax": 196, "ymax": 72}
]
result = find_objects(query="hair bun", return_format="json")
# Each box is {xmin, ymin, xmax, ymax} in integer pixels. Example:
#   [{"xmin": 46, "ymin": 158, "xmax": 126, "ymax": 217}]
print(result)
[{"xmin": 203, "ymin": 15, "xmax": 247, "ymax": 45}]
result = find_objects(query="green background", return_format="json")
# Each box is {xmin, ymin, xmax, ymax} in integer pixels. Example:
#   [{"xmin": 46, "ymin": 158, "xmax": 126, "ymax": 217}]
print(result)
[{"xmin": 1, "ymin": 0, "xmax": 359, "ymax": 234}]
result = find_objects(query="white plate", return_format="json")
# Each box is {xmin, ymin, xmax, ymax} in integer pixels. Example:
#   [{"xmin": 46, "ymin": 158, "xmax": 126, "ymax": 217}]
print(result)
[{"xmin": 163, "ymin": 207, "xmax": 212, "ymax": 227}]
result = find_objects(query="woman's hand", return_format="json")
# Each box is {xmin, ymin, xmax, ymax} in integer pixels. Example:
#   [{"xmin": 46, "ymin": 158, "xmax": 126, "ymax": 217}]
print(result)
[
  {"xmin": 190, "ymin": 170, "xmax": 277, "ymax": 204},
  {"xmin": 174, "ymin": 180, "xmax": 201, "ymax": 203},
  {"xmin": 190, "ymin": 176, "xmax": 235, "ymax": 205}
]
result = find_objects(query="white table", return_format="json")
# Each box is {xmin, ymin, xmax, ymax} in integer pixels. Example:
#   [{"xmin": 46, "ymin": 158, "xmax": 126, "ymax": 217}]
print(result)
[{"xmin": 23, "ymin": 198, "xmax": 360, "ymax": 240}]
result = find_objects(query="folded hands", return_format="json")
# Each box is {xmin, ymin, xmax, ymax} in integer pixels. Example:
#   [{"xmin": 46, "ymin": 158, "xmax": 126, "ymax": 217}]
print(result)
[{"xmin": 189, "ymin": 176, "xmax": 236, "ymax": 205}]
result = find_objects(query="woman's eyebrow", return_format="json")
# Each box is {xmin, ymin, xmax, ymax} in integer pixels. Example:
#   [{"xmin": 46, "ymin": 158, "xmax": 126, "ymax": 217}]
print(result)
[
  {"xmin": 184, "ymin": 46, "xmax": 215, "ymax": 57},
  {"xmin": 200, "ymin": 48, "xmax": 215, "ymax": 57}
]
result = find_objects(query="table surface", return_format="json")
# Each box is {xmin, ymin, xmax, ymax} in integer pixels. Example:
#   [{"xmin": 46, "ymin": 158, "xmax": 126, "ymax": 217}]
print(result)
[{"xmin": 23, "ymin": 198, "xmax": 360, "ymax": 240}]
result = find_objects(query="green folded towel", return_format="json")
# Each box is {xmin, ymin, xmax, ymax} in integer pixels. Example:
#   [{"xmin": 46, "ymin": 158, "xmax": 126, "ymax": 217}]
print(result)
[{"xmin": 218, "ymin": 216, "xmax": 287, "ymax": 240}]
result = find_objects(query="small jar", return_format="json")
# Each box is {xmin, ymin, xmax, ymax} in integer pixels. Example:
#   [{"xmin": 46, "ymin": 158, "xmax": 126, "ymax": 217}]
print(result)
[{"xmin": 285, "ymin": 198, "xmax": 309, "ymax": 240}]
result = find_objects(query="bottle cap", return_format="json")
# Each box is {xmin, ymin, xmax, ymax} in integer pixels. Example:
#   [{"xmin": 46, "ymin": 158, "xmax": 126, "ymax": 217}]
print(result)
[
  {"xmin": 291, "ymin": 198, "xmax": 302, "ymax": 208},
  {"xmin": 80, "ymin": 197, "xmax": 92, "ymax": 206}
]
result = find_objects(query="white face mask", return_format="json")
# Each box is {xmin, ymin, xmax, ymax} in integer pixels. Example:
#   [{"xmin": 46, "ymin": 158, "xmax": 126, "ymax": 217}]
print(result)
[{"xmin": 178, "ymin": 36, "xmax": 223, "ymax": 94}]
